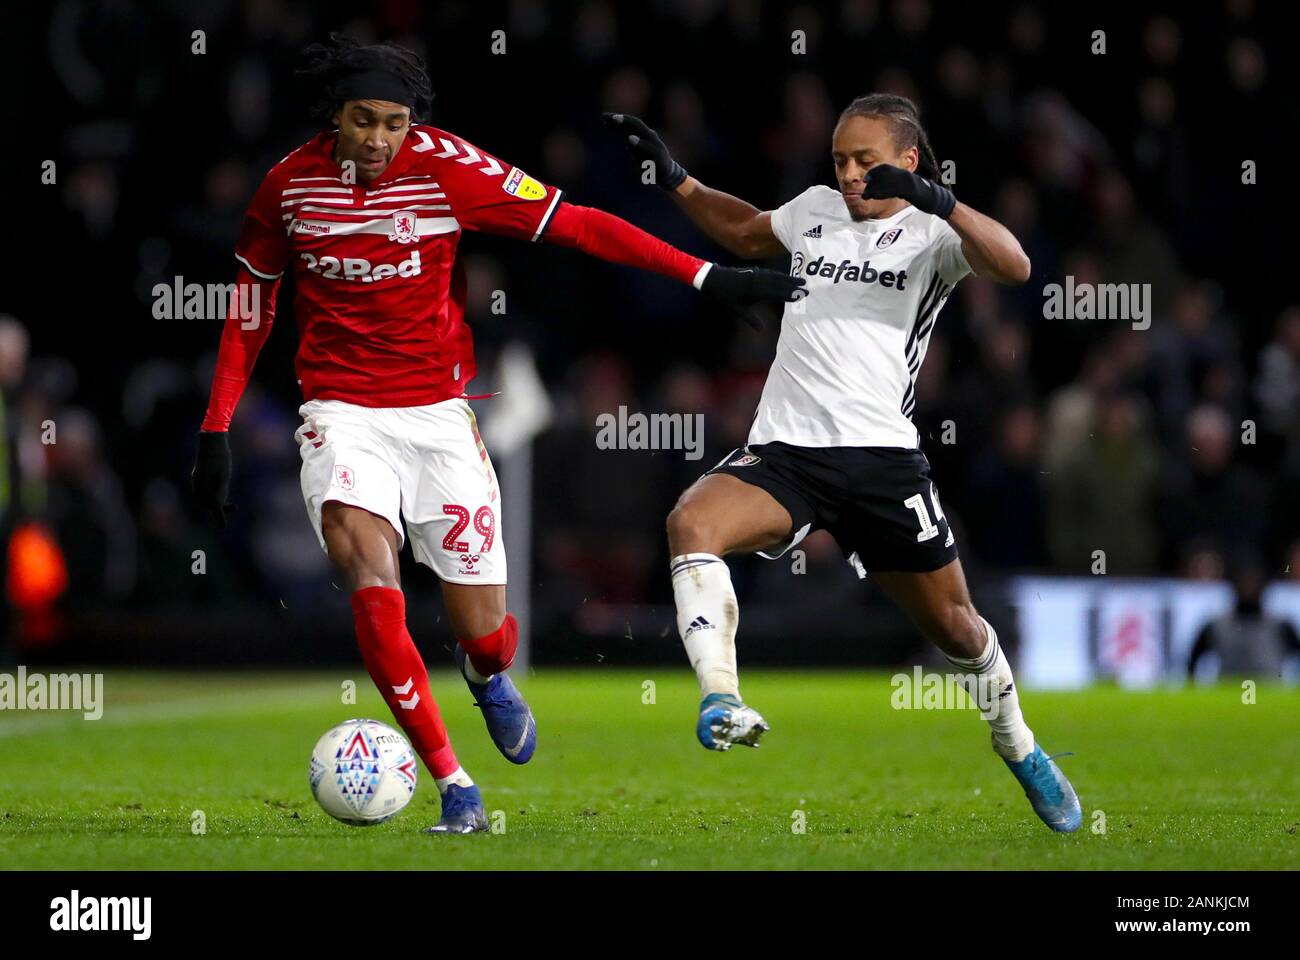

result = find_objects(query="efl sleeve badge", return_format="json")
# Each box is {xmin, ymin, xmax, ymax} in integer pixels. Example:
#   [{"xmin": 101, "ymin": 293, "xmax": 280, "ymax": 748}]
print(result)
[{"xmin": 502, "ymin": 166, "xmax": 547, "ymax": 201}]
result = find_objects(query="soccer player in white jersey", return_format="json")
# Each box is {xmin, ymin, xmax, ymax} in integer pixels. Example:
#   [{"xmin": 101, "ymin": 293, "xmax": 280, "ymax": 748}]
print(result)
[
  {"xmin": 190, "ymin": 36, "xmax": 803, "ymax": 834},
  {"xmin": 605, "ymin": 94, "xmax": 1081, "ymax": 832}
]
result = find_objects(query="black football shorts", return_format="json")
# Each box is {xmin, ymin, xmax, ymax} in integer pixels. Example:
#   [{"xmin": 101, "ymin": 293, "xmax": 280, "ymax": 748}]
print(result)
[{"xmin": 706, "ymin": 441, "xmax": 958, "ymax": 576}]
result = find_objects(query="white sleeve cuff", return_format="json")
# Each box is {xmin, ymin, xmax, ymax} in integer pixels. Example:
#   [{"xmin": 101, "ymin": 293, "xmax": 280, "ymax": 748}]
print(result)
[
  {"xmin": 531, "ymin": 188, "xmax": 565, "ymax": 242},
  {"xmin": 234, "ymin": 253, "xmax": 282, "ymax": 281}
]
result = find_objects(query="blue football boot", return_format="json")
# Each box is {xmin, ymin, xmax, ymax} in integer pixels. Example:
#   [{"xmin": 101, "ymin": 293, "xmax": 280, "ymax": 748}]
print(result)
[
  {"xmin": 1002, "ymin": 742, "xmax": 1082, "ymax": 833},
  {"xmin": 697, "ymin": 692, "xmax": 769, "ymax": 751},
  {"xmin": 455, "ymin": 645, "xmax": 537, "ymax": 764},
  {"xmin": 424, "ymin": 783, "xmax": 488, "ymax": 834}
]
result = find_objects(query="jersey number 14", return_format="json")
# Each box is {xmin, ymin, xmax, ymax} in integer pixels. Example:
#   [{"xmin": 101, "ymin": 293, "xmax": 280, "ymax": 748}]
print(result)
[{"xmin": 904, "ymin": 484, "xmax": 948, "ymax": 544}]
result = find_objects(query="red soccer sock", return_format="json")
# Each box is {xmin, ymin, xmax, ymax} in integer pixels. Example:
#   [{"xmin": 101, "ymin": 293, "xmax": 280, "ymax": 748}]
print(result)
[
  {"xmin": 458, "ymin": 613, "xmax": 520, "ymax": 677},
  {"xmin": 351, "ymin": 586, "xmax": 460, "ymax": 780}
]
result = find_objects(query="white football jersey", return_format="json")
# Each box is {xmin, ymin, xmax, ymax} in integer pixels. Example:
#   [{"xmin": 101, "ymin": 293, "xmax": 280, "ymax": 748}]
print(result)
[{"xmin": 750, "ymin": 185, "xmax": 971, "ymax": 449}]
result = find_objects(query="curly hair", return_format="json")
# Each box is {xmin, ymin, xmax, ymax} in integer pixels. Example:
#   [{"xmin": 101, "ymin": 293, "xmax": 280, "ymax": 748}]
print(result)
[
  {"xmin": 838, "ymin": 93, "xmax": 940, "ymax": 181},
  {"xmin": 297, "ymin": 33, "xmax": 434, "ymax": 125}
]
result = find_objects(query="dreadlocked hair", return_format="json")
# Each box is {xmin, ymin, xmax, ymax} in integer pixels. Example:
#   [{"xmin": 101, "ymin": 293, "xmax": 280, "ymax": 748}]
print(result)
[
  {"xmin": 838, "ymin": 93, "xmax": 940, "ymax": 181},
  {"xmin": 297, "ymin": 32, "xmax": 434, "ymax": 125}
]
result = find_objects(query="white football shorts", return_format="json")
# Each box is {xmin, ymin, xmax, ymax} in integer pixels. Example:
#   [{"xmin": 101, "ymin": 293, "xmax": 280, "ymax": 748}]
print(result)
[{"xmin": 294, "ymin": 396, "xmax": 505, "ymax": 584}]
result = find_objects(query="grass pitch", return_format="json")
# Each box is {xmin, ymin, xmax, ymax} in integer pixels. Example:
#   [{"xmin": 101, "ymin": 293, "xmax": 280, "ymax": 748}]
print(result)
[{"xmin": 1, "ymin": 669, "xmax": 1296, "ymax": 869}]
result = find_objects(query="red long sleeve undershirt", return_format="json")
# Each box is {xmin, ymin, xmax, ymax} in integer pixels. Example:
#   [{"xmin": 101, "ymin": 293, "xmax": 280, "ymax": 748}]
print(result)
[
  {"xmin": 542, "ymin": 201, "xmax": 710, "ymax": 287},
  {"xmin": 199, "ymin": 202, "xmax": 711, "ymax": 431},
  {"xmin": 200, "ymin": 267, "xmax": 279, "ymax": 432}
]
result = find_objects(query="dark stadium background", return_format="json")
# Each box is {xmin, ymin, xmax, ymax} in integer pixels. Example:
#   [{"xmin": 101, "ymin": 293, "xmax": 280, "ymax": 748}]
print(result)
[{"xmin": 9, "ymin": 0, "xmax": 1296, "ymax": 670}]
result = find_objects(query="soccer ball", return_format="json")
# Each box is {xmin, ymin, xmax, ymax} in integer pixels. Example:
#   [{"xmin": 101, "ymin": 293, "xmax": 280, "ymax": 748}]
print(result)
[{"xmin": 309, "ymin": 718, "xmax": 418, "ymax": 825}]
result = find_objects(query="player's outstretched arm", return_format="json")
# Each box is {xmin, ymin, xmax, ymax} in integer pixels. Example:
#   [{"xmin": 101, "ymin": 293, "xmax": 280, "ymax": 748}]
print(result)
[
  {"xmin": 601, "ymin": 113, "xmax": 786, "ymax": 260},
  {"xmin": 544, "ymin": 201, "xmax": 803, "ymax": 328},
  {"xmin": 441, "ymin": 127, "xmax": 801, "ymax": 327},
  {"xmin": 860, "ymin": 164, "xmax": 1031, "ymax": 285},
  {"xmin": 191, "ymin": 266, "xmax": 279, "ymax": 528}
]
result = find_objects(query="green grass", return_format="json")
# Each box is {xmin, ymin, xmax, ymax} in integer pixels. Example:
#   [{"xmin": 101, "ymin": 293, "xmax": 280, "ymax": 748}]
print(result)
[{"xmin": 1, "ymin": 669, "xmax": 1297, "ymax": 869}]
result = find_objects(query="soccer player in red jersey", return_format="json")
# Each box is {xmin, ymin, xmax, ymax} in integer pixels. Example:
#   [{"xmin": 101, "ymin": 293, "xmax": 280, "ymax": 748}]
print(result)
[{"xmin": 191, "ymin": 35, "xmax": 804, "ymax": 833}]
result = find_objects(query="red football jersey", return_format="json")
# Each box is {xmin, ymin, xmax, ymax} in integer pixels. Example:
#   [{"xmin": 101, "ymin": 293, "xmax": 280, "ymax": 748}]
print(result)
[{"xmin": 235, "ymin": 125, "xmax": 564, "ymax": 407}]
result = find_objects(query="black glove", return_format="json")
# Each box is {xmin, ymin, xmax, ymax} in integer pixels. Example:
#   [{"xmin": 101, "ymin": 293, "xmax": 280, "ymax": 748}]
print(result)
[
  {"xmin": 861, "ymin": 164, "xmax": 956, "ymax": 219},
  {"xmin": 701, "ymin": 264, "xmax": 806, "ymax": 330},
  {"xmin": 191, "ymin": 430, "xmax": 237, "ymax": 528},
  {"xmin": 601, "ymin": 112, "xmax": 688, "ymax": 191}
]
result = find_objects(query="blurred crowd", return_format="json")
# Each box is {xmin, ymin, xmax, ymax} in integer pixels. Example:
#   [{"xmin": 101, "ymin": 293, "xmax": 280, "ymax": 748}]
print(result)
[{"xmin": 10, "ymin": 0, "xmax": 1294, "ymax": 649}]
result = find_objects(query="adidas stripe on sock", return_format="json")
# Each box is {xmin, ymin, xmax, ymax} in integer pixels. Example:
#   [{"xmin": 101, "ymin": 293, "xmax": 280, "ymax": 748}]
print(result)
[{"xmin": 944, "ymin": 616, "xmax": 1035, "ymax": 762}]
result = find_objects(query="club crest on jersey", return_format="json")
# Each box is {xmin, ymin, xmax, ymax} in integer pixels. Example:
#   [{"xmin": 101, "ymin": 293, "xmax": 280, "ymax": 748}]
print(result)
[
  {"xmin": 387, "ymin": 210, "xmax": 418, "ymax": 244},
  {"xmin": 334, "ymin": 465, "xmax": 355, "ymax": 491},
  {"xmin": 502, "ymin": 166, "xmax": 547, "ymax": 201},
  {"xmin": 728, "ymin": 453, "xmax": 761, "ymax": 467},
  {"xmin": 876, "ymin": 227, "xmax": 904, "ymax": 248}
]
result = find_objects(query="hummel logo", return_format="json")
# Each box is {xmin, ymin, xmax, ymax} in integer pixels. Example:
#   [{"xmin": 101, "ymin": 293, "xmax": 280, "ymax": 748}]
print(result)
[
  {"xmin": 802, "ymin": 224, "xmax": 823, "ymax": 238},
  {"xmin": 683, "ymin": 615, "xmax": 716, "ymax": 640},
  {"xmin": 393, "ymin": 678, "xmax": 421, "ymax": 710}
]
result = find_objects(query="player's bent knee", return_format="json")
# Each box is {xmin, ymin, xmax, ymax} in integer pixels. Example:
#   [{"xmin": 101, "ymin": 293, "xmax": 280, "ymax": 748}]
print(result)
[
  {"xmin": 666, "ymin": 502, "xmax": 719, "ymax": 555},
  {"xmin": 323, "ymin": 530, "xmax": 396, "ymax": 591},
  {"xmin": 321, "ymin": 503, "xmax": 400, "ymax": 591},
  {"xmin": 331, "ymin": 550, "xmax": 399, "ymax": 592}
]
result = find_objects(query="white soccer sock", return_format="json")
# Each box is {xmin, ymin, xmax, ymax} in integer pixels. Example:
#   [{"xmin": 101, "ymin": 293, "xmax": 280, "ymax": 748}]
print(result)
[
  {"xmin": 460, "ymin": 657, "xmax": 492, "ymax": 685},
  {"xmin": 670, "ymin": 553, "xmax": 741, "ymax": 698},
  {"xmin": 945, "ymin": 616, "xmax": 1035, "ymax": 762},
  {"xmin": 434, "ymin": 766, "xmax": 474, "ymax": 794}
]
